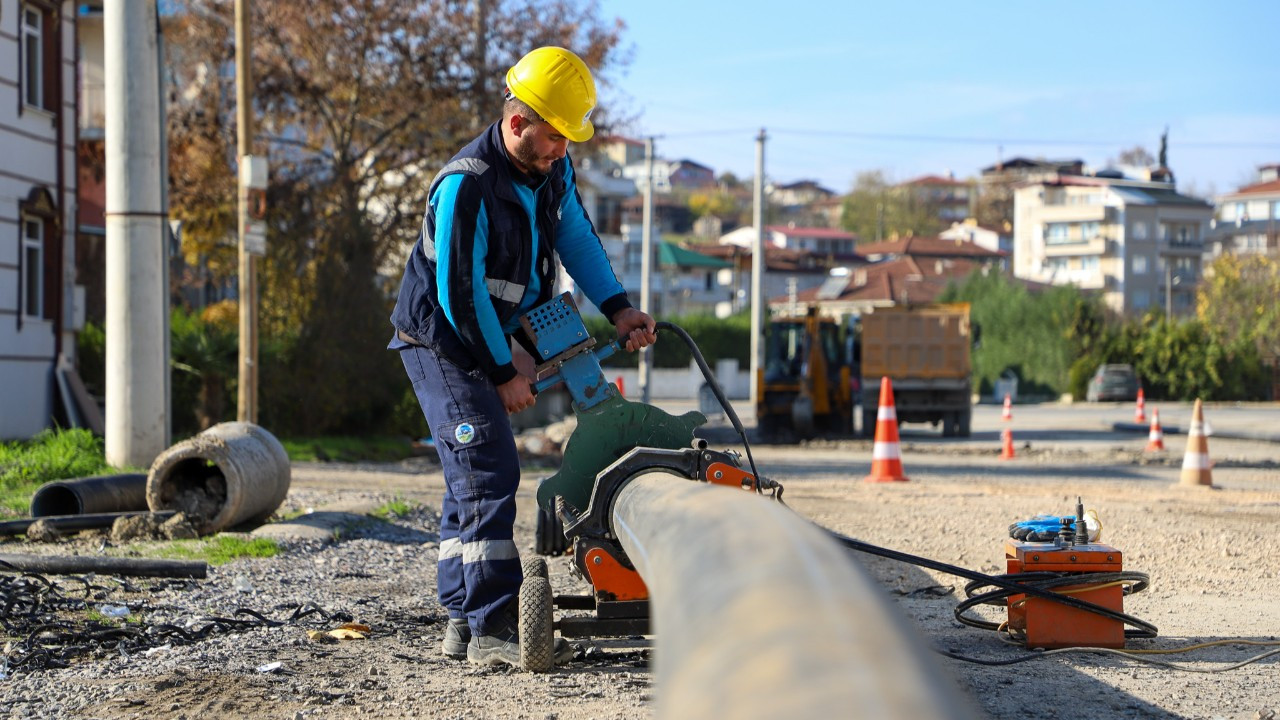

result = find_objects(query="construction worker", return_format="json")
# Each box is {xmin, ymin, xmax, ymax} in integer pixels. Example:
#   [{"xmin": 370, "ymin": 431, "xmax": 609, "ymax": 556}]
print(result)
[{"xmin": 389, "ymin": 46, "xmax": 656, "ymax": 667}]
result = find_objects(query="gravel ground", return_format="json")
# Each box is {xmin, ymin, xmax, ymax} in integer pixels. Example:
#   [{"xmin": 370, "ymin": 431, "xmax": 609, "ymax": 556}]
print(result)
[{"xmin": 2, "ymin": 429, "xmax": 1279, "ymax": 719}]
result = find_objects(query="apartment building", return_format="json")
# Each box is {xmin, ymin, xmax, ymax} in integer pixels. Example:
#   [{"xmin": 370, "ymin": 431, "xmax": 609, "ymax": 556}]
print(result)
[
  {"xmin": 1206, "ymin": 164, "xmax": 1280, "ymax": 259},
  {"xmin": 1013, "ymin": 175, "xmax": 1212, "ymax": 317},
  {"xmin": 899, "ymin": 174, "xmax": 972, "ymax": 224},
  {"xmin": 1, "ymin": 0, "xmax": 78, "ymax": 439}
]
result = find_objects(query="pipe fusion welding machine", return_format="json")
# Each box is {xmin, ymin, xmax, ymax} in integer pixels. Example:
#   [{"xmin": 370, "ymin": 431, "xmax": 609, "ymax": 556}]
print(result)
[{"xmin": 509, "ymin": 292, "xmax": 773, "ymax": 672}]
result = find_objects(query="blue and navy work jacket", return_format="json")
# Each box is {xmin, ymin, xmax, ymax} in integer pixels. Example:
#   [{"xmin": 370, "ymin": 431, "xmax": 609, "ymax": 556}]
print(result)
[{"xmin": 390, "ymin": 122, "xmax": 630, "ymax": 385}]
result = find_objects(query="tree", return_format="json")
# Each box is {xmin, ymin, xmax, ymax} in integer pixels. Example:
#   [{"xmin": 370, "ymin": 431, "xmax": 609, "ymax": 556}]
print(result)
[
  {"xmin": 939, "ymin": 269, "xmax": 1102, "ymax": 397},
  {"xmin": 840, "ymin": 171, "xmax": 942, "ymax": 243},
  {"xmin": 1197, "ymin": 254, "xmax": 1280, "ymax": 361},
  {"xmin": 717, "ymin": 172, "xmax": 743, "ymax": 191},
  {"xmin": 164, "ymin": 0, "xmax": 629, "ymax": 434},
  {"xmin": 1111, "ymin": 145, "xmax": 1155, "ymax": 167},
  {"xmin": 687, "ymin": 190, "xmax": 738, "ymax": 220}
]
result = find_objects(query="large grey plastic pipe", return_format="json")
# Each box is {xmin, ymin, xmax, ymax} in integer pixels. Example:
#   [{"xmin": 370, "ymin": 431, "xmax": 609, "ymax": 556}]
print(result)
[
  {"xmin": 611, "ymin": 473, "xmax": 975, "ymax": 720},
  {"xmin": 147, "ymin": 422, "xmax": 290, "ymax": 535}
]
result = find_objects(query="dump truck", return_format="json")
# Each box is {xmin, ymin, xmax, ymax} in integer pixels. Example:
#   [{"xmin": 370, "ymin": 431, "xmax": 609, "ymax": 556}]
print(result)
[
  {"xmin": 857, "ymin": 303, "xmax": 973, "ymax": 437},
  {"xmin": 755, "ymin": 307, "xmax": 856, "ymax": 440}
]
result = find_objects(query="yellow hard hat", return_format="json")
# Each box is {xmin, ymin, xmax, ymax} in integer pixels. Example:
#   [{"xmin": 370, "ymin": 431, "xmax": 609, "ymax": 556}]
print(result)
[{"xmin": 505, "ymin": 47, "xmax": 596, "ymax": 142}]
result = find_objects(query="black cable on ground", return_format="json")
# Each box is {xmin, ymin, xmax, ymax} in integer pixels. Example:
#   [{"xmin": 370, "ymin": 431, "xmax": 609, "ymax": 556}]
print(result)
[
  {"xmin": 937, "ymin": 645, "xmax": 1280, "ymax": 673},
  {"xmin": 654, "ymin": 321, "xmax": 769, "ymax": 497},
  {"xmin": 824, "ymin": 530, "xmax": 1157, "ymax": 639},
  {"xmin": 1, "ymin": 565, "xmax": 350, "ymax": 673}
]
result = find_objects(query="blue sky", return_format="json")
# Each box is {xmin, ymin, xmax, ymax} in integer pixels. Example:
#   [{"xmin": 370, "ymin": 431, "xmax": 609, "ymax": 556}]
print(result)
[{"xmin": 594, "ymin": 0, "xmax": 1280, "ymax": 197}]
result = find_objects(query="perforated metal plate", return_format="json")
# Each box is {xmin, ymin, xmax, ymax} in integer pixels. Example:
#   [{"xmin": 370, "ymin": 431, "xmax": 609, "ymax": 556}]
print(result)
[{"xmin": 520, "ymin": 292, "xmax": 595, "ymax": 362}]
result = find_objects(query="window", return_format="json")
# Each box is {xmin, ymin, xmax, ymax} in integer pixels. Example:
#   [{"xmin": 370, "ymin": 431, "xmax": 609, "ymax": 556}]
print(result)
[
  {"xmin": 1132, "ymin": 222, "xmax": 1148, "ymax": 240},
  {"xmin": 1132, "ymin": 254, "xmax": 1148, "ymax": 275},
  {"xmin": 22, "ymin": 218, "xmax": 44, "ymax": 318},
  {"xmin": 22, "ymin": 8, "xmax": 43, "ymax": 108},
  {"xmin": 1081, "ymin": 222, "xmax": 1100, "ymax": 239},
  {"xmin": 1082, "ymin": 256, "xmax": 1099, "ymax": 271},
  {"xmin": 1046, "ymin": 223, "xmax": 1070, "ymax": 244},
  {"xmin": 1132, "ymin": 290, "xmax": 1150, "ymax": 309}
]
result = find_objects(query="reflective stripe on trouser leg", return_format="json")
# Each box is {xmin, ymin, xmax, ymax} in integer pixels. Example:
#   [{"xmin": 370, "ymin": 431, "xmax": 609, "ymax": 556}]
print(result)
[{"xmin": 399, "ymin": 345, "xmax": 522, "ymax": 635}]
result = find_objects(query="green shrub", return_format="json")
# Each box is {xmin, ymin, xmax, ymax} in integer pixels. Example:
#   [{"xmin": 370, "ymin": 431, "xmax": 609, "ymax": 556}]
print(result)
[
  {"xmin": 585, "ymin": 310, "xmax": 751, "ymax": 369},
  {"xmin": 0, "ymin": 429, "xmax": 117, "ymax": 514}
]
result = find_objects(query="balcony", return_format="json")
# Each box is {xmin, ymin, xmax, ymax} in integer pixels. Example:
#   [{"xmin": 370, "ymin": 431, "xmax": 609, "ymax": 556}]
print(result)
[
  {"xmin": 1036, "ymin": 204, "xmax": 1108, "ymax": 222},
  {"xmin": 1043, "ymin": 236, "xmax": 1110, "ymax": 257}
]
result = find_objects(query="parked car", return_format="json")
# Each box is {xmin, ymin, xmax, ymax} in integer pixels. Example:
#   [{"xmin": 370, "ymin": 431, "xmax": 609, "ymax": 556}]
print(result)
[{"xmin": 1086, "ymin": 363, "xmax": 1140, "ymax": 402}]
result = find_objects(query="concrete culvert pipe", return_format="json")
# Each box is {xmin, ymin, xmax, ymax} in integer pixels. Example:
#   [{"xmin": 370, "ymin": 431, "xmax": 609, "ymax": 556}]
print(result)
[
  {"xmin": 30, "ymin": 474, "xmax": 149, "ymax": 517},
  {"xmin": 147, "ymin": 422, "xmax": 290, "ymax": 535}
]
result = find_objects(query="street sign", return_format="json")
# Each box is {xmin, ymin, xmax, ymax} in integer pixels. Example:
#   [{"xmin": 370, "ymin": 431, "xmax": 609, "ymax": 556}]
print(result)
[{"xmin": 244, "ymin": 220, "xmax": 267, "ymax": 256}]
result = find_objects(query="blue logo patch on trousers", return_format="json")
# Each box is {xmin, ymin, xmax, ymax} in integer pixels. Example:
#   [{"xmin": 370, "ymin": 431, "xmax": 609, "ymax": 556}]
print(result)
[{"xmin": 455, "ymin": 422, "xmax": 476, "ymax": 444}]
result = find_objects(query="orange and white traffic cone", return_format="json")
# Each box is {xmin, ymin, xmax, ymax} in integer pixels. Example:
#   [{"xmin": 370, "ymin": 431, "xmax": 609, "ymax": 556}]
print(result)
[
  {"xmin": 1144, "ymin": 408, "xmax": 1165, "ymax": 452},
  {"xmin": 864, "ymin": 377, "xmax": 909, "ymax": 483},
  {"xmin": 1002, "ymin": 393, "xmax": 1012, "ymax": 421},
  {"xmin": 1134, "ymin": 388, "xmax": 1146, "ymax": 424},
  {"xmin": 999, "ymin": 427, "xmax": 1016, "ymax": 460},
  {"xmin": 1177, "ymin": 399, "xmax": 1214, "ymax": 488}
]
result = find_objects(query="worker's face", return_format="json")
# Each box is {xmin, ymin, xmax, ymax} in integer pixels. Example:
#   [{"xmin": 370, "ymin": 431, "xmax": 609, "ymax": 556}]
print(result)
[{"xmin": 511, "ymin": 116, "xmax": 569, "ymax": 176}]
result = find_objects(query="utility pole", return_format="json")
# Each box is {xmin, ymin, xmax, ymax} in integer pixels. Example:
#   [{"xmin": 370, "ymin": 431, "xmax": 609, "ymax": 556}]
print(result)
[
  {"xmin": 749, "ymin": 128, "xmax": 767, "ymax": 415},
  {"xmin": 639, "ymin": 136, "xmax": 655, "ymax": 404},
  {"xmin": 235, "ymin": 0, "xmax": 258, "ymax": 422},
  {"xmin": 104, "ymin": 0, "xmax": 167, "ymax": 467}
]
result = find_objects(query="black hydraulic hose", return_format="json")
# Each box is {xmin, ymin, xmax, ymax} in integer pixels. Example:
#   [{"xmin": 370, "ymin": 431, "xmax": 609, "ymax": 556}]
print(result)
[
  {"xmin": 825, "ymin": 529, "xmax": 1157, "ymax": 640},
  {"xmin": 654, "ymin": 321, "xmax": 762, "ymax": 490}
]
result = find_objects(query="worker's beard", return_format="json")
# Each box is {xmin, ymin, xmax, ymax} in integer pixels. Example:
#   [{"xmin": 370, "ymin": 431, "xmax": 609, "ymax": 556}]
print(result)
[{"xmin": 511, "ymin": 133, "xmax": 553, "ymax": 177}]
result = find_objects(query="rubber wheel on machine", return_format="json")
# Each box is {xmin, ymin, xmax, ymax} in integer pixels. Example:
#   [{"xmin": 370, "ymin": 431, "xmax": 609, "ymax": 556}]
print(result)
[
  {"xmin": 535, "ymin": 506, "xmax": 568, "ymax": 556},
  {"xmin": 522, "ymin": 555, "xmax": 548, "ymax": 580},
  {"xmin": 518, "ymin": 575, "xmax": 554, "ymax": 673}
]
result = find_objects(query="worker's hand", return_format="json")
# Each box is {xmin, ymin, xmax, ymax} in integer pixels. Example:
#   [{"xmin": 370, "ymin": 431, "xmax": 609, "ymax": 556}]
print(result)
[
  {"xmin": 496, "ymin": 376, "xmax": 536, "ymax": 415},
  {"xmin": 611, "ymin": 307, "xmax": 657, "ymax": 352}
]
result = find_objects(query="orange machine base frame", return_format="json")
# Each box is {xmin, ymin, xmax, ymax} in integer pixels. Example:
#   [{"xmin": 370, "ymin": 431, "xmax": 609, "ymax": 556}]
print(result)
[{"xmin": 1005, "ymin": 539, "xmax": 1125, "ymax": 649}]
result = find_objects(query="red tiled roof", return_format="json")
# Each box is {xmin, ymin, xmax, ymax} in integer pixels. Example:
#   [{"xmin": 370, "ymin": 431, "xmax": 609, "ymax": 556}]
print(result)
[
  {"xmin": 1231, "ymin": 179, "xmax": 1280, "ymax": 196},
  {"xmin": 699, "ymin": 244, "xmax": 863, "ymax": 272},
  {"xmin": 856, "ymin": 236, "xmax": 1006, "ymax": 258},
  {"xmin": 765, "ymin": 225, "xmax": 856, "ymax": 240},
  {"xmin": 777, "ymin": 257, "xmax": 987, "ymax": 305}
]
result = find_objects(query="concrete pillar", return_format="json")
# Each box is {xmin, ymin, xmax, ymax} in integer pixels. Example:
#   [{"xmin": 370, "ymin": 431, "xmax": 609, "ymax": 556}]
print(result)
[{"xmin": 104, "ymin": 0, "xmax": 167, "ymax": 467}]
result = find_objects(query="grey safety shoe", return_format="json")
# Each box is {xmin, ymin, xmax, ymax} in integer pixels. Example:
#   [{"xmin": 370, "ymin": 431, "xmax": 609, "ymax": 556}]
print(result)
[
  {"xmin": 441, "ymin": 617, "xmax": 470, "ymax": 660},
  {"xmin": 466, "ymin": 618, "xmax": 574, "ymax": 667}
]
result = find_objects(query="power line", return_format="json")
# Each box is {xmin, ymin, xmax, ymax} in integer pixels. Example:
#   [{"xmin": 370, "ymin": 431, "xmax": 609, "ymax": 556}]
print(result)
[
  {"xmin": 773, "ymin": 128, "xmax": 1280, "ymax": 150},
  {"xmin": 649, "ymin": 126, "xmax": 1280, "ymax": 150}
]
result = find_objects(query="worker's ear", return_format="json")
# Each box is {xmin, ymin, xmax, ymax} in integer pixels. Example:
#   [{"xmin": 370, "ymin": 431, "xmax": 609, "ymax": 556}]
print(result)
[{"xmin": 508, "ymin": 114, "xmax": 530, "ymax": 138}]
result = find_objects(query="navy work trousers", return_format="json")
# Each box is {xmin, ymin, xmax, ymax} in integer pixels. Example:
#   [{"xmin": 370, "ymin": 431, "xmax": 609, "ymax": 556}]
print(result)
[{"xmin": 399, "ymin": 344, "xmax": 521, "ymax": 636}]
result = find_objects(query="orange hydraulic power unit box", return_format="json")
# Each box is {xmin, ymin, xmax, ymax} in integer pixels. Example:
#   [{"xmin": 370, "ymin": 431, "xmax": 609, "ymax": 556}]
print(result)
[{"xmin": 1005, "ymin": 539, "xmax": 1125, "ymax": 649}]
